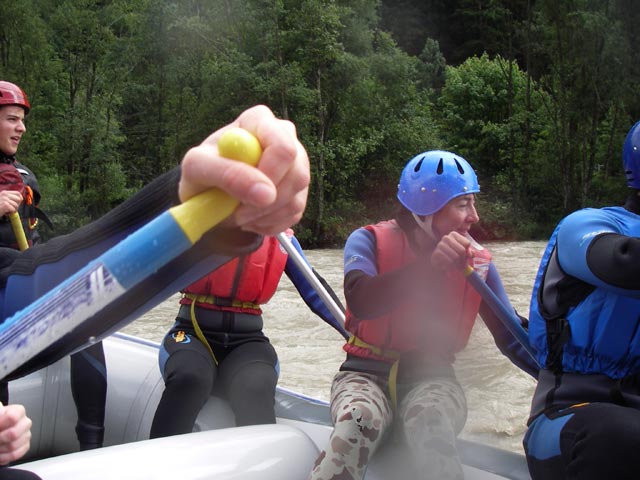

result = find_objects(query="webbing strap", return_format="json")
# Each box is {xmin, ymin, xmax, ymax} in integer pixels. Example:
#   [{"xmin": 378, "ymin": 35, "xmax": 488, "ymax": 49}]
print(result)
[
  {"xmin": 182, "ymin": 292, "xmax": 260, "ymax": 311},
  {"xmin": 388, "ymin": 359, "xmax": 399, "ymax": 412},
  {"xmin": 190, "ymin": 296, "xmax": 218, "ymax": 366},
  {"xmin": 348, "ymin": 335, "xmax": 401, "ymax": 411}
]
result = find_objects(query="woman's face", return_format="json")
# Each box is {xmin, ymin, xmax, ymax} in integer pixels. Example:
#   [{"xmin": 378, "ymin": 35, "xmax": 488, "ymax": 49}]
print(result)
[{"xmin": 431, "ymin": 194, "xmax": 479, "ymax": 238}]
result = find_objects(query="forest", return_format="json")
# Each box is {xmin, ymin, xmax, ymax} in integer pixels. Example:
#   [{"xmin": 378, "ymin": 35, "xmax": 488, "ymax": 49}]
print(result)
[{"xmin": 1, "ymin": 0, "xmax": 639, "ymax": 246}]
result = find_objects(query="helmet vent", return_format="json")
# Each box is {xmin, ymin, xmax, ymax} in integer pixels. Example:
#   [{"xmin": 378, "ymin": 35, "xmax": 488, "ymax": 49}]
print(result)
[
  {"xmin": 414, "ymin": 157, "xmax": 424, "ymax": 172},
  {"xmin": 436, "ymin": 158, "xmax": 444, "ymax": 174},
  {"xmin": 454, "ymin": 158, "xmax": 465, "ymax": 174}
]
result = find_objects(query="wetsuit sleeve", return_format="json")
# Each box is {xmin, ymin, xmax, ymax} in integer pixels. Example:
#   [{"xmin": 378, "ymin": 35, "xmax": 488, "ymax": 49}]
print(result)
[
  {"xmin": 0, "ymin": 168, "xmax": 262, "ymax": 379},
  {"xmin": 343, "ymin": 228, "xmax": 437, "ymax": 319},
  {"xmin": 283, "ymin": 235, "xmax": 344, "ymax": 328},
  {"xmin": 480, "ymin": 263, "xmax": 538, "ymax": 378},
  {"xmin": 0, "ymin": 168, "xmax": 183, "ymax": 315},
  {"xmin": 556, "ymin": 208, "xmax": 640, "ymax": 295}
]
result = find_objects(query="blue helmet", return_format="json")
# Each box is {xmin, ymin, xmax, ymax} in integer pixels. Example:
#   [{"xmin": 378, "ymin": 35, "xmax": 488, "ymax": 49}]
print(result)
[
  {"xmin": 623, "ymin": 120, "xmax": 640, "ymax": 189},
  {"xmin": 397, "ymin": 150, "xmax": 480, "ymax": 216}
]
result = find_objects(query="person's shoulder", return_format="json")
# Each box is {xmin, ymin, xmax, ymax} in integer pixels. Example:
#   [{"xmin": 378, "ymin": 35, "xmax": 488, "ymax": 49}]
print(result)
[
  {"xmin": 557, "ymin": 206, "xmax": 624, "ymax": 242},
  {"xmin": 14, "ymin": 161, "xmax": 35, "ymax": 176},
  {"xmin": 347, "ymin": 225, "xmax": 375, "ymax": 244},
  {"xmin": 14, "ymin": 161, "xmax": 39, "ymax": 187},
  {"xmin": 562, "ymin": 206, "xmax": 625, "ymax": 226}
]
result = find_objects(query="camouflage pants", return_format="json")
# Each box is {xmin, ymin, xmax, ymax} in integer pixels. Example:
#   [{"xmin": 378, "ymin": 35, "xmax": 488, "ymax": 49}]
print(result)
[{"xmin": 308, "ymin": 371, "xmax": 467, "ymax": 480}]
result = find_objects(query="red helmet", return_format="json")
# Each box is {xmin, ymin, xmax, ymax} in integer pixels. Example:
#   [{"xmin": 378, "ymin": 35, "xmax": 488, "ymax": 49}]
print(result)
[{"xmin": 0, "ymin": 81, "xmax": 30, "ymax": 114}]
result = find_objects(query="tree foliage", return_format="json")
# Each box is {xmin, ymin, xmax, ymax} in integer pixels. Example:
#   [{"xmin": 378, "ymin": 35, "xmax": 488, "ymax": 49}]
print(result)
[{"xmin": 0, "ymin": 0, "xmax": 637, "ymax": 244}]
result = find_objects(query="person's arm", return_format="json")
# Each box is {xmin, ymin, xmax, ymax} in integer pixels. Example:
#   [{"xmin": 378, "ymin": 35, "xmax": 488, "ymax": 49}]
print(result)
[
  {"xmin": 343, "ymin": 228, "xmax": 436, "ymax": 319},
  {"xmin": 0, "ymin": 105, "xmax": 310, "ymax": 379},
  {"xmin": 283, "ymin": 234, "xmax": 344, "ymax": 325},
  {"xmin": 556, "ymin": 208, "xmax": 640, "ymax": 294},
  {"xmin": 1, "ymin": 105, "xmax": 308, "ymax": 302},
  {"xmin": 0, "ymin": 403, "xmax": 32, "ymax": 465},
  {"xmin": 480, "ymin": 263, "xmax": 538, "ymax": 378},
  {"xmin": 0, "ymin": 169, "xmax": 260, "ymax": 315}
]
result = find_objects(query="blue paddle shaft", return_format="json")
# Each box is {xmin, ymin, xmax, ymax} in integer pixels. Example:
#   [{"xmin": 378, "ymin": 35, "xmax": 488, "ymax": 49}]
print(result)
[
  {"xmin": 465, "ymin": 268, "xmax": 539, "ymax": 364},
  {"xmin": 275, "ymin": 233, "xmax": 349, "ymax": 339},
  {"xmin": 0, "ymin": 213, "xmax": 195, "ymax": 377}
]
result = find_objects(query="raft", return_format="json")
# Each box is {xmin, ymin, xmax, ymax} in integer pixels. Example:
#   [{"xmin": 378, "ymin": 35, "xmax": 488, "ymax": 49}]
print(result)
[{"xmin": 11, "ymin": 333, "xmax": 531, "ymax": 479}]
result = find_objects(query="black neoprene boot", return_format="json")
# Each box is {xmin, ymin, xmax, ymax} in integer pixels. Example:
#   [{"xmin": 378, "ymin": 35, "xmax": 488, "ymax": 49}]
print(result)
[{"xmin": 76, "ymin": 421, "xmax": 105, "ymax": 451}]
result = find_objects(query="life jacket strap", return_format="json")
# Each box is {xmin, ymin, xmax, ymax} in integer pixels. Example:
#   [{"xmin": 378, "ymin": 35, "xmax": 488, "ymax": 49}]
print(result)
[
  {"xmin": 189, "ymin": 297, "xmax": 218, "ymax": 366},
  {"xmin": 347, "ymin": 335, "xmax": 401, "ymax": 411},
  {"xmin": 347, "ymin": 335, "xmax": 400, "ymax": 360},
  {"xmin": 182, "ymin": 292, "xmax": 261, "ymax": 311}
]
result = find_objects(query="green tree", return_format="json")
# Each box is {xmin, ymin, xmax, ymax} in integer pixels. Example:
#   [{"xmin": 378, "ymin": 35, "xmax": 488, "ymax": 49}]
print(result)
[
  {"xmin": 531, "ymin": 0, "xmax": 632, "ymax": 213},
  {"xmin": 437, "ymin": 53, "xmax": 553, "ymax": 237}
]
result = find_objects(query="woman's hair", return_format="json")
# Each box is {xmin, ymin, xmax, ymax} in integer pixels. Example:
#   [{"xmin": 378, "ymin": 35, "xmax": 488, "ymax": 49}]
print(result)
[{"xmin": 395, "ymin": 202, "xmax": 418, "ymax": 234}]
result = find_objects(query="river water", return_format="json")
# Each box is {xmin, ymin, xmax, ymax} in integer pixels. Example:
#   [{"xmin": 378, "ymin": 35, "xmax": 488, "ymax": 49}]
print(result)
[{"xmin": 122, "ymin": 240, "xmax": 546, "ymax": 454}]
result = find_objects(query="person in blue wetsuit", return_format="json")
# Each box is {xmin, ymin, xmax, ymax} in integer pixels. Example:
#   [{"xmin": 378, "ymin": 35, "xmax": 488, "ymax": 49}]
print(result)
[
  {"xmin": 309, "ymin": 150, "xmax": 537, "ymax": 480},
  {"xmin": 0, "ymin": 80, "xmax": 49, "ymax": 480},
  {"xmin": 523, "ymin": 120, "xmax": 640, "ymax": 479},
  {"xmin": 0, "ymin": 104, "xmax": 310, "ymax": 477},
  {"xmin": 150, "ymin": 229, "xmax": 342, "ymax": 437},
  {"xmin": 0, "ymin": 80, "xmax": 106, "ymax": 452}
]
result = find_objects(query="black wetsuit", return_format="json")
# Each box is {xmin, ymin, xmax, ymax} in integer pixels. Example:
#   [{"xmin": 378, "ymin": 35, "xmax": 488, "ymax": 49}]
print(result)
[
  {"xmin": 0, "ymin": 157, "xmax": 48, "ymax": 479},
  {"xmin": 149, "ymin": 234, "xmax": 342, "ymax": 438},
  {"xmin": 150, "ymin": 309, "xmax": 278, "ymax": 437},
  {"xmin": 0, "ymin": 467, "xmax": 42, "ymax": 480}
]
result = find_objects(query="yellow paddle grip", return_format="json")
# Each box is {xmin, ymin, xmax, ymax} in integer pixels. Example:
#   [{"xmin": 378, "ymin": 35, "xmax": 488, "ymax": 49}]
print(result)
[
  {"xmin": 9, "ymin": 212, "xmax": 29, "ymax": 251},
  {"xmin": 170, "ymin": 128, "xmax": 263, "ymax": 244}
]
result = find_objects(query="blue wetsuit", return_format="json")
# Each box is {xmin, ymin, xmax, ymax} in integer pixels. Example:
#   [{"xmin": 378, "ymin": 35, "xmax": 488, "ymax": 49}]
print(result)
[
  {"xmin": 0, "ymin": 156, "xmax": 107, "ymax": 450},
  {"xmin": 524, "ymin": 195, "xmax": 640, "ymax": 479}
]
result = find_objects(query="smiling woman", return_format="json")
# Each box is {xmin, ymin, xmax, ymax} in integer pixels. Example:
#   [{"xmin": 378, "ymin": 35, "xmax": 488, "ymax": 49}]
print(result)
[{"xmin": 307, "ymin": 149, "xmax": 538, "ymax": 480}]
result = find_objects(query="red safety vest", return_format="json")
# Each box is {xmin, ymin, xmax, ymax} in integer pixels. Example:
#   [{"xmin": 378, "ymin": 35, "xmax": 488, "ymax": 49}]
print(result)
[
  {"xmin": 180, "ymin": 229, "xmax": 292, "ymax": 313},
  {"xmin": 344, "ymin": 220, "xmax": 491, "ymax": 358}
]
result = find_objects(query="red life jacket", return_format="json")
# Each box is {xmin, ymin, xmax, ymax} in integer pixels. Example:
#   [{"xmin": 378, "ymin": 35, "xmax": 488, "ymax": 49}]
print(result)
[
  {"xmin": 180, "ymin": 229, "xmax": 292, "ymax": 313},
  {"xmin": 344, "ymin": 220, "xmax": 491, "ymax": 358},
  {"xmin": 0, "ymin": 162, "xmax": 44, "ymax": 248}
]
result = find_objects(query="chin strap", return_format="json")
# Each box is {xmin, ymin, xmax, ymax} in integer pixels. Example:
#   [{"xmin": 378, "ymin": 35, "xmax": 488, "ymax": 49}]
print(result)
[{"xmin": 411, "ymin": 212, "xmax": 437, "ymax": 242}]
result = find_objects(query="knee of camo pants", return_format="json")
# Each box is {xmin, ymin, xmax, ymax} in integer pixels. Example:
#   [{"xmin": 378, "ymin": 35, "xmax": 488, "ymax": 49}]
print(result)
[
  {"xmin": 309, "ymin": 372, "xmax": 393, "ymax": 480},
  {"xmin": 398, "ymin": 377, "xmax": 467, "ymax": 480}
]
